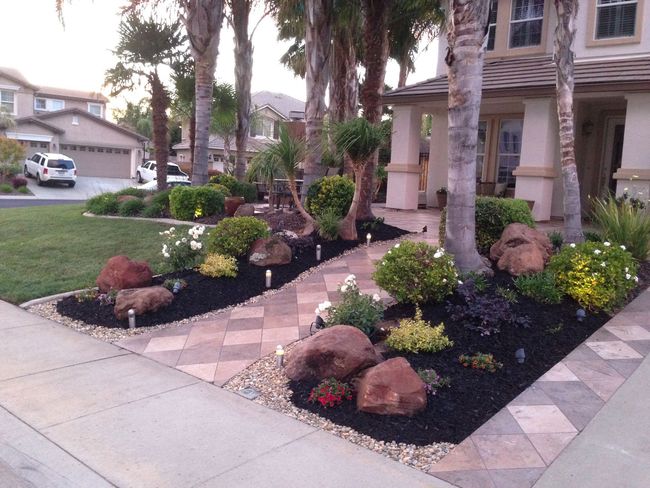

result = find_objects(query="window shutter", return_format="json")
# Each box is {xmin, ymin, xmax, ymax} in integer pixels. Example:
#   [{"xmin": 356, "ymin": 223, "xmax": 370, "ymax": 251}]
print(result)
[{"xmin": 596, "ymin": 1, "xmax": 637, "ymax": 39}]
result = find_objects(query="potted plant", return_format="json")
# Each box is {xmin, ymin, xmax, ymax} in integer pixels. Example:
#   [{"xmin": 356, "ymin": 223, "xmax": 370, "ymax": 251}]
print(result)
[{"xmin": 436, "ymin": 186, "xmax": 447, "ymax": 209}]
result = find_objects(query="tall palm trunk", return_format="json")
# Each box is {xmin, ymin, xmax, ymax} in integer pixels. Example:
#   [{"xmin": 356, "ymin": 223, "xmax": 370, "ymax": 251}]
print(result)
[
  {"xmin": 150, "ymin": 72, "xmax": 170, "ymax": 191},
  {"xmin": 554, "ymin": 0, "xmax": 583, "ymax": 243},
  {"xmin": 397, "ymin": 58, "xmax": 409, "ymax": 88},
  {"xmin": 232, "ymin": 0, "xmax": 253, "ymax": 182},
  {"xmin": 357, "ymin": 0, "xmax": 390, "ymax": 220},
  {"xmin": 303, "ymin": 0, "xmax": 332, "ymax": 199},
  {"xmin": 189, "ymin": 107, "xmax": 196, "ymax": 175},
  {"xmin": 444, "ymin": 0, "xmax": 490, "ymax": 273},
  {"xmin": 339, "ymin": 166, "xmax": 364, "ymax": 240},
  {"xmin": 288, "ymin": 176, "xmax": 316, "ymax": 235},
  {"xmin": 183, "ymin": 0, "xmax": 225, "ymax": 186}
]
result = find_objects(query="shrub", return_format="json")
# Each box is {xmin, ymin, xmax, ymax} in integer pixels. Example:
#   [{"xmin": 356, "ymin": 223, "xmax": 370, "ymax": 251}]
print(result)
[
  {"xmin": 118, "ymin": 198, "xmax": 145, "ymax": 217},
  {"xmin": 447, "ymin": 281, "xmax": 530, "ymax": 336},
  {"xmin": 209, "ymin": 174, "xmax": 257, "ymax": 202},
  {"xmin": 115, "ymin": 187, "xmax": 147, "ymax": 198},
  {"xmin": 0, "ymin": 137, "xmax": 24, "ymax": 180},
  {"xmin": 417, "ymin": 369, "xmax": 451, "ymax": 395},
  {"xmin": 199, "ymin": 253, "xmax": 238, "ymax": 278},
  {"xmin": 207, "ymin": 216, "xmax": 270, "ymax": 257},
  {"xmin": 169, "ymin": 186, "xmax": 225, "ymax": 221},
  {"xmin": 373, "ymin": 241, "xmax": 458, "ymax": 304},
  {"xmin": 386, "ymin": 307, "xmax": 453, "ymax": 354},
  {"xmin": 209, "ymin": 173, "xmax": 237, "ymax": 188},
  {"xmin": 86, "ymin": 192, "xmax": 119, "ymax": 215},
  {"xmin": 308, "ymin": 378, "xmax": 353, "ymax": 408},
  {"xmin": 160, "ymin": 225, "xmax": 207, "ymax": 271},
  {"xmin": 17, "ymin": 185, "xmax": 29, "ymax": 194},
  {"xmin": 548, "ymin": 230, "xmax": 564, "ymax": 250},
  {"xmin": 316, "ymin": 208, "xmax": 341, "ymax": 240},
  {"xmin": 324, "ymin": 274, "xmax": 383, "ymax": 336},
  {"xmin": 0, "ymin": 183, "xmax": 12, "ymax": 193},
  {"xmin": 360, "ymin": 216, "xmax": 385, "ymax": 232},
  {"xmin": 141, "ymin": 204, "xmax": 164, "ymax": 218},
  {"xmin": 11, "ymin": 176, "xmax": 27, "ymax": 188},
  {"xmin": 584, "ymin": 231, "xmax": 603, "ymax": 243},
  {"xmin": 548, "ymin": 241, "xmax": 638, "ymax": 312},
  {"xmin": 305, "ymin": 175, "xmax": 355, "ymax": 217},
  {"xmin": 514, "ymin": 270, "xmax": 563, "ymax": 304},
  {"xmin": 207, "ymin": 183, "xmax": 232, "ymax": 197},
  {"xmin": 459, "ymin": 353, "xmax": 503, "ymax": 373},
  {"xmin": 76, "ymin": 288, "xmax": 98, "ymax": 303},
  {"xmin": 439, "ymin": 197, "xmax": 535, "ymax": 251},
  {"xmin": 591, "ymin": 197, "xmax": 650, "ymax": 260},
  {"xmin": 495, "ymin": 286, "xmax": 518, "ymax": 303},
  {"xmin": 147, "ymin": 189, "xmax": 172, "ymax": 216}
]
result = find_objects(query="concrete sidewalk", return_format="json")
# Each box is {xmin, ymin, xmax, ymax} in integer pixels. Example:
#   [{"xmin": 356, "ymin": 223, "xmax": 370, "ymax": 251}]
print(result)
[{"xmin": 0, "ymin": 300, "xmax": 450, "ymax": 488}]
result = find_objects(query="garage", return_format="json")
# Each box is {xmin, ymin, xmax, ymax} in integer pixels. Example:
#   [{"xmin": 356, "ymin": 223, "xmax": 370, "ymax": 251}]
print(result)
[{"xmin": 60, "ymin": 144, "xmax": 132, "ymax": 178}]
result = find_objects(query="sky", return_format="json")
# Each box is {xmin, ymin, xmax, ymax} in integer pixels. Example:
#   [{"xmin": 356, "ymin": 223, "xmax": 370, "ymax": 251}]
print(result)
[{"xmin": 2, "ymin": 0, "xmax": 439, "ymax": 119}]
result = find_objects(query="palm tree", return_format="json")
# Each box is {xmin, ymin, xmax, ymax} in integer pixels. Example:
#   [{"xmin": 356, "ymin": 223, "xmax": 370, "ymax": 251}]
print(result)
[
  {"xmin": 444, "ymin": 0, "xmax": 490, "ymax": 273},
  {"xmin": 333, "ymin": 117, "xmax": 388, "ymax": 240},
  {"xmin": 0, "ymin": 110, "xmax": 15, "ymax": 136},
  {"xmin": 171, "ymin": 59, "xmax": 197, "ymax": 175},
  {"xmin": 211, "ymin": 83, "xmax": 238, "ymax": 173},
  {"xmin": 554, "ymin": 0, "xmax": 583, "ymax": 243},
  {"xmin": 105, "ymin": 14, "xmax": 185, "ymax": 192}
]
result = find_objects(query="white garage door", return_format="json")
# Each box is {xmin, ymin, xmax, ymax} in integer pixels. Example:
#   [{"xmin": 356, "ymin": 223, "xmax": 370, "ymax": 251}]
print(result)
[{"xmin": 60, "ymin": 144, "xmax": 132, "ymax": 178}]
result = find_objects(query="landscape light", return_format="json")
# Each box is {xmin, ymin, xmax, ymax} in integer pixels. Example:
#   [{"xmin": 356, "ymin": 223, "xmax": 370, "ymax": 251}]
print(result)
[
  {"xmin": 265, "ymin": 269, "xmax": 272, "ymax": 288},
  {"xmin": 316, "ymin": 244, "xmax": 322, "ymax": 261},
  {"xmin": 127, "ymin": 309, "xmax": 136, "ymax": 329},
  {"xmin": 576, "ymin": 309, "xmax": 586, "ymax": 322},
  {"xmin": 366, "ymin": 233, "xmax": 372, "ymax": 246},
  {"xmin": 275, "ymin": 345, "xmax": 285, "ymax": 367},
  {"xmin": 515, "ymin": 348, "xmax": 526, "ymax": 364}
]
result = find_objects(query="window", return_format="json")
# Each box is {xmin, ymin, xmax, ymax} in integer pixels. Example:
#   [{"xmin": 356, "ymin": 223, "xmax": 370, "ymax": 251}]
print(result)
[
  {"xmin": 72, "ymin": 115, "xmax": 79, "ymax": 125},
  {"xmin": 0, "ymin": 90, "xmax": 15, "ymax": 114},
  {"xmin": 487, "ymin": 0, "xmax": 499, "ymax": 51},
  {"xmin": 88, "ymin": 103, "xmax": 103, "ymax": 117},
  {"xmin": 97, "ymin": 148, "xmax": 104, "ymax": 153},
  {"xmin": 596, "ymin": 0, "xmax": 637, "ymax": 39},
  {"xmin": 79, "ymin": 146, "xmax": 86, "ymax": 151},
  {"xmin": 509, "ymin": 0, "xmax": 545, "ymax": 48},
  {"xmin": 497, "ymin": 119, "xmax": 523, "ymax": 188},
  {"xmin": 34, "ymin": 98, "xmax": 47, "ymax": 110},
  {"xmin": 40, "ymin": 143, "xmax": 48, "ymax": 148},
  {"xmin": 122, "ymin": 149, "xmax": 129, "ymax": 155},
  {"xmin": 30, "ymin": 142, "xmax": 38, "ymax": 148},
  {"xmin": 476, "ymin": 121, "xmax": 488, "ymax": 180},
  {"xmin": 106, "ymin": 148, "xmax": 113, "ymax": 153},
  {"xmin": 34, "ymin": 98, "xmax": 65, "ymax": 111},
  {"xmin": 88, "ymin": 147, "xmax": 95, "ymax": 152}
]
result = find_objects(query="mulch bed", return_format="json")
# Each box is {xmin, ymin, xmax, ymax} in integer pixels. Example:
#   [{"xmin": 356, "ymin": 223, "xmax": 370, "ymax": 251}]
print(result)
[
  {"xmin": 56, "ymin": 221, "xmax": 409, "ymax": 328},
  {"xmin": 289, "ymin": 261, "xmax": 650, "ymax": 446}
]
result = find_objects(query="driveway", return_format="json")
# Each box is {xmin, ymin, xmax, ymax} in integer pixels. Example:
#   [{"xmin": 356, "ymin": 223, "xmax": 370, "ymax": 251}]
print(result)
[{"xmin": 22, "ymin": 176, "xmax": 134, "ymax": 200}]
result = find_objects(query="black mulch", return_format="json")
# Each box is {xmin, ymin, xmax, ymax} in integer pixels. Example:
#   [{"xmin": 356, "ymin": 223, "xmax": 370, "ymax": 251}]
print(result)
[
  {"xmin": 56, "ymin": 221, "xmax": 409, "ymax": 328},
  {"xmin": 289, "ymin": 261, "xmax": 650, "ymax": 446}
]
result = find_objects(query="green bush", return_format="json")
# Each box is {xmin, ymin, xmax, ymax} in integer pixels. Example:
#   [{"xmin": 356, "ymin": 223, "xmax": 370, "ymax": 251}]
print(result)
[
  {"xmin": 209, "ymin": 173, "xmax": 237, "ymax": 188},
  {"xmin": 591, "ymin": 197, "xmax": 650, "ymax": 260},
  {"xmin": 316, "ymin": 208, "xmax": 341, "ymax": 240},
  {"xmin": 209, "ymin": 174, "xmax": 257, "ymax": 202},
  {"xmin": 548, "ymin": 241, "xmax": 638, "ymax": 312},
  {"xmin": 169, "ymin": 186, "xmax": 225, "ymax": 221},
  {"xmin": 17, "ymin": 185, "xmax": 29, "ymax": 194},
  {"xmin": 0, "ymin": 183, "xmax": 12, "ymax": 193},
  {"xmin": 373, "ymin": 241, "xmax": 458, "ymax": 304},
  {"xmin": 118, "ymin": 198, "xmax": 146, "ymax": 217},
  {"xmin": 324, "ymin": 275, "xmax": 383, "ymax": 336},
  {"xmin": 207, "ymin": 183, "xmax": 232, "ymax": 197},
  {"xmin": 439, "ymin": 197, "xmax": 535, "ymax": 251},
  {"xmin": 584, "ymin": 231, "xmax": 603, "ymax": 243},
  {"xmin": 199, "ymin": 253, "xmax": 238, "ymax": 278},
  {"xmin": 86, "ymin": 192, "xmax": 119, "ymax": 215},
  {"xmin": 207, "ymin": 216, "xmax": 270, "ymax": 257},
  {"xmin": 306, "ymin": 175, "xmax": 355, "ymax": 217},
  {"xmin": 514, "ymin": 270, "xmax": 563, "ymax": 304},
  {"xmin": 115, "ymin": 187, "xmax": 147, "ymax": 198},
  {"xmin": 385, "ymin": 307, "xmax": 453, "ymax": 354},
  {"xmin": 141, "ymin": 204, "xmax": 163, "ymax": 218}
]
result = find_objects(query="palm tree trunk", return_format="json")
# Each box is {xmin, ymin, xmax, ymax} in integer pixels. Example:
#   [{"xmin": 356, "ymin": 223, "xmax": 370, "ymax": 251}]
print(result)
[
  {"xmin": 303, "ymin": 0, "xmax": 332, "ymax": 200},
  {"xmin": 554, "ymin": 0, "xmax": 583, "ymax": 243},
  {"xmin": 223, "ymin": 134, "xmax": 231, "ymax": 173},
  {"xmin": 189, "ymin": 106, "xmax": 196, "ymax": 175},
  {"xmin": 339, "ymin": 165, "xmax": 363, "ymax": 240},
  {"xmin": 288, "ymin": 176, "xmax": 316, "ymax": 235},
  {"xmin": 444, "ymin": 0, "xmax": 490, "ymax": 273},
  {"xmin": 398, "ymin": 58, "xmax": 408, "ymax": 88},
  {"xmin": 150, "ymin": 72, "xmax": 170, "ymax": 192},
  {"xmin": 232, "ymin": 0, "xmax": 253, "ymax": 182},
  {"xmin": 183, "ymin": 0, "xmax": 225, "ymax": 186},
  {"xmin": 357, "ymin": 0, "xmax": 390, "ymax": 220}
]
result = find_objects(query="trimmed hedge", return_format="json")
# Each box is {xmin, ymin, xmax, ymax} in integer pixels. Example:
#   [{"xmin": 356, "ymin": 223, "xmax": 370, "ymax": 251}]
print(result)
[
  {"xmin": 209, "ymin": 174, "xmax": 257, "ymax": 203},
  {"xmin": 169, "ymin": 186, "xmax": 225, "ymax": 221},
  {"xmin": 118, "ymin": 198, "xmax": 146, "ymax": 217},
  {"xmin": 306, "ymin": 175, "xmax": 354, "ymax": 217},
  {"xmin": 207, "ymin": 216, "xmax": 270, "ymax": 257},
  {"xmin": 86, "ymin": 192, "xmax": 119, "ymax": 215}
]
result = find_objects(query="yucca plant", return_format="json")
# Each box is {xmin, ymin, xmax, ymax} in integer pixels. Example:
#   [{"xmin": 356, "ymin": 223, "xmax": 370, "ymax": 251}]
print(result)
[{"xmin": 591, "ymin": 197, "xmax": 650, "ymax": 260}]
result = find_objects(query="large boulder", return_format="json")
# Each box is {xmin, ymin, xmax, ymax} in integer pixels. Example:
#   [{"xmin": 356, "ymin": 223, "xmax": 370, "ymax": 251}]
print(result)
[
  {"xmin": 489, "ymin": 223, "xmax": 553, "ymax": 276},
  {"xmin": 234, "ymin": 203, "xmax": 256, "ymax": 217},
  {"xmin": 285, "ymin": 325, "xmax": 379, "ymax": 382},
  {"xmin": 248, "ymin": 236, "xmax": 292, "ymax": 267},
  {"xmin": 356, "ymin": 357, "xmax": 427, "ymax": 416},
  {"xmin": 114, "ymin": 286, "xmax": 174, "ymax": 320},
  {"xmin": 96, "ymin": 255, "xmax": 153, "ymax": 293}
]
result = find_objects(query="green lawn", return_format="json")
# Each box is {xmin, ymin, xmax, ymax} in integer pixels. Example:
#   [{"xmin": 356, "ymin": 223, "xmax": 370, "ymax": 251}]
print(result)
[{"xmin": 0, "ymin": 204, "xmax": 186, "ymax": 304}]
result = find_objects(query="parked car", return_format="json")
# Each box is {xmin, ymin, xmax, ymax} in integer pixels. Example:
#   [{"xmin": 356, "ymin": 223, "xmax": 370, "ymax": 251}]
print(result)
[
  {"xmin": 136, "ymin": 180, "xmax": 192, "ymax": 191},
  {"xmin": 135, "ymin": 161, "xmax": 189, "ymax": 183},
  {"xmin": 24, "ymin": 153, "xmax": 77, "ymax": 187}
]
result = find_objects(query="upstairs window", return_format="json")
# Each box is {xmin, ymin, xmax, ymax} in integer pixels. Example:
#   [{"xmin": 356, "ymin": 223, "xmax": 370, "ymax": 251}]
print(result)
[
  {"xmin": 487, "ymin": 0, "xmax": 499, "ymax": 51},
  {"xmin": 596, "ymin": 0, "xmax": 637, "ymax": 39},
  {"xmin": 88, "ymin": 103, "xmax": 103, "ymax": 117},
  {"xmin": 34, "ymin": 98, "xmax": 64, "ymax": 111},
  {"xmin": 509, "ymin": 0, "xmax": 545, "ymax": 48},
  {"xmin": 0, "ymin": 90, "xmax": 16, "ymax": 114}
]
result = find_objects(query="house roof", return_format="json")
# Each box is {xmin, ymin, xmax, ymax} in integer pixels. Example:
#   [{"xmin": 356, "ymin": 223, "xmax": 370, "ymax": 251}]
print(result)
[
  {"xmin": 251, "ymin": 91, "xmax": 305, "ymax": 120},
  {"xmin": 173, "ymin": 134, "xmax": 274, "ymax": 153},
  {"xmin": 383, "ymin": 55, "xmax": 650, "ymax": 104},
  {"xmin": 0, "ymin": 67, "xmax": 39, "ymax": 90},
  {"xmin": 13, "ymin": 116, "xmax": 65, "ymax": 134},
  {"xmin": 35, "ymin": 86, "xmax": 109, "ymax": 103}
]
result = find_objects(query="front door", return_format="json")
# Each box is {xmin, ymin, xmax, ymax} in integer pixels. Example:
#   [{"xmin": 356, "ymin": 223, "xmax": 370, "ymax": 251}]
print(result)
[{"xmin": 601, "ymin": 117, "xmax": 626, "ymax": 196}]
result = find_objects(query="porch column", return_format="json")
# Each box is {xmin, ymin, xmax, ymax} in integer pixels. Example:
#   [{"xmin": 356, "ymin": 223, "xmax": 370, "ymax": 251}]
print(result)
[
  {"xmin": 613, "ymin": 93, "xmax": 650, "ymax": 200},
  {"xmin": 386, "ymin": 105, "xmax": 422, "ymax": 210},
  {"xmin": 513, "ymin": 97, "xmax": 558, "ymax": 221}
]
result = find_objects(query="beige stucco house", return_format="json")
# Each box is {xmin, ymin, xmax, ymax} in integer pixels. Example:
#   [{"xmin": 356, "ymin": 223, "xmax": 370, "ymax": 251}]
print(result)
[
  {"xmin": 0, "ymin": 67, "xmax": 146, "ymax": 178},
  {"xmin": 384, "ymin": 0, "xmax": 650, "ymax": 221}
]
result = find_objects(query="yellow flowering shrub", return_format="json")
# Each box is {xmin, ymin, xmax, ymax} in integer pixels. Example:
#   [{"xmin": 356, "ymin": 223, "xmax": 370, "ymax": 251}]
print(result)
[
  {"xmin": 385, "ymin": 307, "xmax": 453, "ymax": 353},
  {"xmin": 199, "ymin": 253, "xmax": 238, "ymax": 278}
]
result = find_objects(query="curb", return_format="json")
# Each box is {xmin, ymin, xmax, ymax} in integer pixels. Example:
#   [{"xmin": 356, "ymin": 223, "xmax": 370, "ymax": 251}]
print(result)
[{"xmin": 19, "ymin": 288, "xmax": 94, "ymax": 309}]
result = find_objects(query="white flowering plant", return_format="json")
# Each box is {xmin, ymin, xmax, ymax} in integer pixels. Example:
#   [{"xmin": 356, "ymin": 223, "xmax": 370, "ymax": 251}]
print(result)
[
  {"xmin": 321, "ymin": 274, "xmax": 384, "ymax": 336},
  {"xmin": 373, "ymin": 241, "xmax": 458, "ymax": 304},
  {"xmin": 548, "ymin": 240, "xmax": 638, "ymax": 312},
  {"xmin": 160, "ymin": 225, "xmax": 206, "ymax": 271}
]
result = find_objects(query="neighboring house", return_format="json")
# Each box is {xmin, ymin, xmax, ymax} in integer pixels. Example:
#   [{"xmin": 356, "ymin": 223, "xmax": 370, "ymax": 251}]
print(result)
[
  {"xmin": 383, "ymin": 0, "xmax": 650, "ymax": 221},
  {"xmin": 173, "ymin": 90, "xmax": 305, "ymax": 172},
  {"xmin": 0, "ymin": 67, "xmax": 147, "ymax": 178}
]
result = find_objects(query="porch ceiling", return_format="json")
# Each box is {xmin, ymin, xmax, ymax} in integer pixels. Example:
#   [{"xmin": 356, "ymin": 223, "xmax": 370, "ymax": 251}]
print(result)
[{"xmin": 384, "ymin": 55, "xmax": 650, "ymax": 104}]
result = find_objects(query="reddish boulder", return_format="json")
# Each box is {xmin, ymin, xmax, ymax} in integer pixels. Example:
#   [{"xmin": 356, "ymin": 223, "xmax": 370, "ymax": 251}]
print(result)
[
  {"xmin": 356, "ymin": 357, "xmax": 427, "ymax": 416},
  {"xmin": 490, "ymin": 223, "xmax": 553, "ymax": 276},
  {"xmin": 284, "ymin": 325, "xmax": 379, "ymax": 381},
  {"xmin": 248, "ymin": 237, "xmax": 292, "ymax": 267},
  {"xmin": 96, "ymin": 255, "xmax": 153, "ymax": 292},
  {"xmin": 496, "ymin": 243, "xmax": 546, "ymax": 276},
  {"xmin": 225, "ymin": 196, "xmax": 245, "ymax": 216},
  {"xmin": 114, "ymin": 286, "xmax": 173, "ymax": 320}
]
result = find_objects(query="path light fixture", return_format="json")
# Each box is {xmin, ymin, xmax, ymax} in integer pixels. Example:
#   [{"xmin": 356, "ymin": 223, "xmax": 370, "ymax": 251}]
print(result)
[
  {"xmin": 275, "ymin": 345, "xmax": 285, "ymax": 367},
  {"xmin": 172, "ymin": 281, "xmax": 182, "ymax": 294},
  {"xmin": 127, "ymin": 309, "xmax": 136, "ymax": 329},
  {"xmin": 366, "ymin": 233, "xmax": 372, "ymax": 246},
  {"xmin": 576, "ymin": 308, "xmax": 586, "ymax": 322},
  {"xmin": 515, "ymin": 348, "xmax": 526, "ymax": 364},
  {"xmin": 316, "ymin": 244, "xmax": 322, "ymax": 261},
  {"xmin": 265, "ymin": 269, "xmax": 272, "ymax": 288},
  {"xmin": 310, "ymin": 314, "xmax": 325, "ymax": 335}
]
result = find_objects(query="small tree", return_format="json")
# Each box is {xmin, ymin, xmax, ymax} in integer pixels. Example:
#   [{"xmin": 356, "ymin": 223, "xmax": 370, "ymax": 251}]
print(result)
[
  {"xmin": 0, "ymin": 110, "xmax": 16, "ymax": 136},
  {"xmin": 0, "ymin": 137, "xmax": 25, "ymax": 183},
  {"xmin": 211, "ymin": 83, "xmax": 238, "ymax": 173},
  {"xmin": 333, "ymin": 117, "xmax": 388, "ymax": 240}
]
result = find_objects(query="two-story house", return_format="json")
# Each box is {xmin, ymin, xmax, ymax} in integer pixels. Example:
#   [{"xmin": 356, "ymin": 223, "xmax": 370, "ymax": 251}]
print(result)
[
  {"xmin": 173, "ymin": 90, "xmax": 305, "ymax": 173},
  {"xmin": 383, "ymin": 0, "xmax": 650, "ymax": 221},
  {"xmin": 0, "ymin": 67, "xmax": 147, "ymax": 179}
]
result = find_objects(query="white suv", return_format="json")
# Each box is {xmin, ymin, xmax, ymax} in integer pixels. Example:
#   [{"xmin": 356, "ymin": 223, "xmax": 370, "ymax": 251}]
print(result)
[
  {"xmin": 24, "ymin": 153, "xmax": 77, "ymax": 187},
  {"xmin": 135, "ymin": 161, "xmax": 189, "ymax": 183}
]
